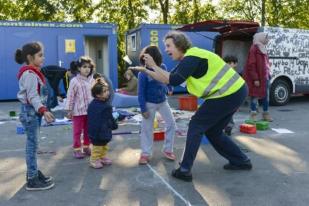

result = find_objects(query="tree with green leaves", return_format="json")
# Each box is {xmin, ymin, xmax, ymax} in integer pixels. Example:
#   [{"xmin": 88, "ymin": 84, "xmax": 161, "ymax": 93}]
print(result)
[
  {"xmin": 219, "ymin": 0, "xmax": 309, "ymax": 29},
  {"xmin": 93, "ymin": 0, "xmax": 148, "ymax": 84},
  {"xmin": 0, "ymin": 0, "xmax": 96, "ymax": 22},
  {"xmin": 170, "ymin": 0, "xmax": 218, "ymax": 24},
  {"xmin": 145, "ymin": 0, "xmax": 170, "ymax": 23}
]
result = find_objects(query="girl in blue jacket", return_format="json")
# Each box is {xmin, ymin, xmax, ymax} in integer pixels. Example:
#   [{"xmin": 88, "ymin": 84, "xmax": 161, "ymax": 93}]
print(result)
[{"xmin": 137, "ymin": 45, "xmax": 176, "ymax": 165}]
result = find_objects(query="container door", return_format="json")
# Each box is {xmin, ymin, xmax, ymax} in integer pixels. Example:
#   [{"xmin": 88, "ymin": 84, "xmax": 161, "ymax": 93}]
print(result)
[{"xmin": 57, "ymin": 35, "xmax": 84, "ymax": 69}]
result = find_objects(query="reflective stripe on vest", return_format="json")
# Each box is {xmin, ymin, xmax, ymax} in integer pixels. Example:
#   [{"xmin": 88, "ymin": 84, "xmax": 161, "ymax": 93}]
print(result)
[{"xmin": 184, "ymin": 47, "xmax": 245, "ymax": 99}]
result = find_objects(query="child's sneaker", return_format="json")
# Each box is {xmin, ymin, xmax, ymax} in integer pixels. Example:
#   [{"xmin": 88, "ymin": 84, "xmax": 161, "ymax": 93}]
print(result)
[
  {"xmin": 73, "ymin": 150, "xmax": 85, "ymax": 159},
  {"xmin": 83, "ymin": 147, "xmax": 91, "ymax": 156},
  {"xmin": 100, "ymin": 157, "xmax": 112, "ymax": 165},
  {"xmin": 138, "ymin": 155, "xmax": 150, "ymax": 165},
  {"xmin": 90, "ymin": 160, "xmax": 103, "ymax": 169},
  {"xmin": 38, "ymin": 170, "xmax": 53, "ymax": 183},
  {"xmin": 26, "ymin": 176, "xmax": 55, "ymax": 191},
  {"xmin": 163, "ymin": 151, "xmax": 176, "ymax": 161}
]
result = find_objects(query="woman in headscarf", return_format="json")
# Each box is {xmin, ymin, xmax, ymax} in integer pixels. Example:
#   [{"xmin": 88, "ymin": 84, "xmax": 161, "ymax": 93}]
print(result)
[{"xmin": 243, "ymin": 32, "xmax": 273, "ymax": 122}]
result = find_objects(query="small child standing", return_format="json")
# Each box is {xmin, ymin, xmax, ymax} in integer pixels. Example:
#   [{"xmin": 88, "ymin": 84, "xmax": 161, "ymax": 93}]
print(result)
[
  {"xmin": 16, "ymin": 42, "xmax": 55, "ymax": 191},
  {"xmin": 65, "ymin": 57, "xmax": 94, "ymax": 158},
  {"xmin": 87, "ymin": 78, "xmax": 118, "ymax": 169},
  {"xmin": 137, "ymin": 45, "xmax": 176, "ymax": 164},
  {"xmin": 223, "ymin": 55, "xmax": 239, "ymax": 136}
]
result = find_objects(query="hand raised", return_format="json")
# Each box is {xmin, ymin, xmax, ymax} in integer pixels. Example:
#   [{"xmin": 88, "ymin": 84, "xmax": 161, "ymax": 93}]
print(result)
[{"xmin": 128, "ymin": 66, "xmax": 146, "ymax": 72}]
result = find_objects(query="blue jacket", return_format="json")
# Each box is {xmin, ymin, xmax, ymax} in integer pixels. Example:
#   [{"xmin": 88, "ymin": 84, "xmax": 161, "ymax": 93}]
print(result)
[
  {"xmin": 87, "ymin": 99, "xmax": 118, "ymax": 145},
  {"xmin": 138, "ymin": 64, "xmax": 170, "ymax": 113}
]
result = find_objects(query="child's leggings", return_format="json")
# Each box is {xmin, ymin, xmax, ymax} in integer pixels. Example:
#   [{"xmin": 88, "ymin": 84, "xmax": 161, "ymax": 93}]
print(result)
[
  {"xmin": 90, "ymin": 145, "xmax": 109, "ymax": 162},
  {"xmin": 72, "ymin": 115, "xmax": 90, "ymax": 150},
  {"xmin": 140, "ymin": 101, "xmax": 176, "ymax": 156}
]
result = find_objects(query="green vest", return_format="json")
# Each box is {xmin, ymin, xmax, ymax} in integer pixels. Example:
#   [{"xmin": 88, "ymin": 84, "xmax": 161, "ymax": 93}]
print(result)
[{"xmin": 185, "ymin": 47, "xmax": 245, "ymax": 99}]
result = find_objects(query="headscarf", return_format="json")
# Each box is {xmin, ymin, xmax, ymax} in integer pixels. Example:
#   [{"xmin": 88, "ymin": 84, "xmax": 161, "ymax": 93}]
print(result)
[{"xmin": 253, "ymin": 32, "xmax": 268, "ymax": 54}]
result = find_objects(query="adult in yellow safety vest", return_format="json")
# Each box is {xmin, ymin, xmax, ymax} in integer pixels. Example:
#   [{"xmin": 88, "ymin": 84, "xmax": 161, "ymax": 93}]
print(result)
[{"xmin": 129, "ymin": 31, "xmax": 252, "ymax": 182}]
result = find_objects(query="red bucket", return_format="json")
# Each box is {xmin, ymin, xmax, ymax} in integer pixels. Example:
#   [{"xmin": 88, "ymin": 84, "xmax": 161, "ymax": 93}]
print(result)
[
  {"xmin": 153, "ymin": 131, "xmax": 165, "ymax": 141},
  {"xmin": 178, "ymin": 95, "xmax": 198, "ymax": 111}
]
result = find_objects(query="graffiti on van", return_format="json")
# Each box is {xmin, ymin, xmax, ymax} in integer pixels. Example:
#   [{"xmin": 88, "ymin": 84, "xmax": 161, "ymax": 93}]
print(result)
[{"xmin": 264, "ymin": 26, "xmax": 309, "ymax": 105}]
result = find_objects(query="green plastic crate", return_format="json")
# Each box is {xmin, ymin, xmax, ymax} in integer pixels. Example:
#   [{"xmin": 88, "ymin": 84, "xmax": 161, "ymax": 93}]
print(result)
[
  {"xmin": 244, "ymin": 120, "xmax": 269, "ymax": 130},
  {"xmin": 245, "ymin": 119, "xmax": 256, "ymax": 125},
  {"xmin": 256, "ymin": 121, "xmax": 269, "ymax": 130}
]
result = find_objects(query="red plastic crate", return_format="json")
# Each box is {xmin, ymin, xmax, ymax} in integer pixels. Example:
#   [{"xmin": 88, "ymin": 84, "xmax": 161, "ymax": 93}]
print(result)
[
  {"xmin": 178, "ymin": 95, "xmax": 198, "ymax": 111},
  {"xmin": 240, "ymin": 124, "xmax": 257, "ymax": 134},
  {"xmin": 153, "ymin": 131, "xmax": 165, "ymax": 141}
]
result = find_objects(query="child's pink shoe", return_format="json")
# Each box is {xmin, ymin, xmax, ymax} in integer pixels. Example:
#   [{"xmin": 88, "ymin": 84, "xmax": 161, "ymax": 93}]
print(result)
[
  {"xmin": 83, "ymin": 147, "xmax": 91, "ymax": 156},
  {"xmin": 73, "ymin": 150, "xmax": 85, "ymax": 159},
  {"xmin": 100, "ymin": 157, "xmax": 112, "ymax": 165},
  {"xmin": 138, "ymin": 155, "xmax": 150, "ymax": 165},
  {"xmin": 163, "ymin": 151, "xmax": 176, "ymax": 161},
  {"xmin": 90, "ymin": 160, "xmax": 103, "ymax": 169}
]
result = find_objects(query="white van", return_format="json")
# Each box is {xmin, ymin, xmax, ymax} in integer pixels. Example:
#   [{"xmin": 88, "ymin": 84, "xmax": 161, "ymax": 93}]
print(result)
[{"xmin": 179, "ymin": 20, "xmax": 309, "ymax": 105}]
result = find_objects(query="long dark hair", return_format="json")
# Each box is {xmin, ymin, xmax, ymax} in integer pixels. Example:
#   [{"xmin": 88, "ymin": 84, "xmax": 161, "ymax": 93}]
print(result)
[
  {"xmin": 15, "ymin": 42, "xmax": 42, "ymax": 65},
  {"xmin": 139, "ymin": 45, "xmax": 162, "ymax": 66}
]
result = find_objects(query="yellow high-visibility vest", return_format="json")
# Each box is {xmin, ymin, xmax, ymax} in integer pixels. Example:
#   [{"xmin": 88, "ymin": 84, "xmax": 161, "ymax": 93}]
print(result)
[{"xmin": 185, "ymin": 47, "xmax": 245, "ymax": 99}]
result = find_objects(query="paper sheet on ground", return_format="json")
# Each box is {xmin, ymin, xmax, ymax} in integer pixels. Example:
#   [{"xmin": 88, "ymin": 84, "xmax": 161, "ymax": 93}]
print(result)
[{"xmin": 271, "ymin": 128, "xmax": 294, "ymax": 134}]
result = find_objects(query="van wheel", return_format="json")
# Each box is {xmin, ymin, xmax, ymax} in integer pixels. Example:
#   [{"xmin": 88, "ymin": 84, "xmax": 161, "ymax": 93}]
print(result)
[{"xmin": 270, "ymin": 79, "xmax": 291, "ymax": 106}]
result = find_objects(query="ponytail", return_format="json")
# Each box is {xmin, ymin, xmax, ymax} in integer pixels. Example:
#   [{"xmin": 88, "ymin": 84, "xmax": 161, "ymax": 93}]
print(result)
[
  {"xmin": 91, "ymin": 77, "xmax": 108, "ymax": 98},
  {"xmin": 15, "ymin": 49, "xmax": 24, "ymax": 64},
  {"xmin": 15, "ymin": 42, "xmax": 42, "ymax": 65},
  {"xmin": 69, "ymin": 60, "xmax": 79, "ymax": 75}
]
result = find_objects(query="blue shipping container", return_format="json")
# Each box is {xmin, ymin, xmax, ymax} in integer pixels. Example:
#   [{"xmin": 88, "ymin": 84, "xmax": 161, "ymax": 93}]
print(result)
[{"xmin": 0, "ymin": 20, "xmax": 118, "ymax": 100}]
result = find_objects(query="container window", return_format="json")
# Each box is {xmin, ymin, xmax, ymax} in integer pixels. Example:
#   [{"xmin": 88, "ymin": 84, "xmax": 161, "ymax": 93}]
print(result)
[{"xmin": 130, "ymin": 33, "xmax": 136, "ymax": 51}]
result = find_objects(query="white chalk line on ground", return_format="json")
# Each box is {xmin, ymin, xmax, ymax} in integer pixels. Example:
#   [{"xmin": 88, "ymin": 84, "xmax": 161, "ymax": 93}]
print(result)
[
  {"xmin": 0, "ymin": 148, "xmax": 24, "ymax": 153},
  {"xmin": 146, "ymin": 164, "xmax": 192, "ymax": 206}
]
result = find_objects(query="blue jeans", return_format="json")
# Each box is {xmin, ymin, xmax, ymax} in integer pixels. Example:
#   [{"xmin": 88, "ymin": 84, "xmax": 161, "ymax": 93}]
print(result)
[
  {"xmin": 19, "ymin": 104, "xmax": 41, "ymax": 179},
  {"xmin": 250, "ymin": 80, "xmax": 270, "ymax": 112},
  {"xmin": 181, "ymin": 85, "xmax": 250, "ymax": 170}
]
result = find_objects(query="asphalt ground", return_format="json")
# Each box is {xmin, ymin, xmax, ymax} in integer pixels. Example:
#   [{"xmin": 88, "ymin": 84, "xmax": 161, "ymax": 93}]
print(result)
[{"xmin": 1, "ymin": 95, "xmax": 309, "ymax": 206}]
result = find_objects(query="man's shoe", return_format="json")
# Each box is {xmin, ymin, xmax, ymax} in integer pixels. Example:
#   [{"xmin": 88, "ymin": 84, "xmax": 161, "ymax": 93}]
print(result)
[
  {"xmin": 38, "ymin": 170, "xmax": 53, "ymax": 183},
  {"xmin": 171, "ymin": 168, "xmax": 192, "ymax": 182},
  {"xmin": 223, "ymin": 162, "xmax": 252, "ymax": 170},
  {"xmin": 26, "ymin": 176, "xmax": 55, "ymax": 191}
]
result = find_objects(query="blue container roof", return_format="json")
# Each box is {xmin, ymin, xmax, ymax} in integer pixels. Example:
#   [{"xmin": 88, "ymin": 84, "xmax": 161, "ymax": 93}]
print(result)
[
  {"xmin": 126, "ymin": 23, "xmax": 184, "ymax": 34},
  {"xmin": 0, "ymin": 20, "xmax": 116, "ymax": 29}
]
